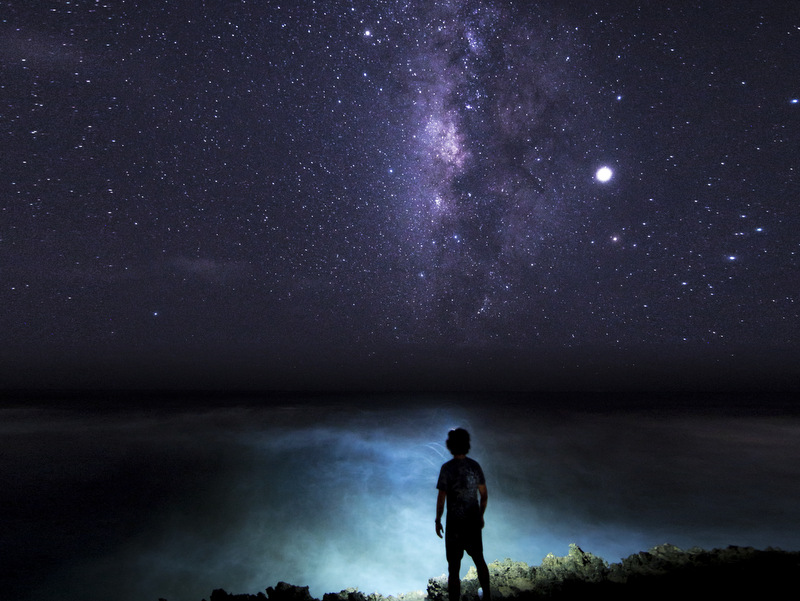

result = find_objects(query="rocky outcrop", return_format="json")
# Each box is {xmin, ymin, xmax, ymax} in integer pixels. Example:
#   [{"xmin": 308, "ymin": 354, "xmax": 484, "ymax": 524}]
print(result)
[
  {"xmin": 427, "ymin": 544, "xmax": 608, "ymax": 601},
  {"xmin": 322, "ymin": 588, "xmax": 425, "ymax": 601},
  {"xmin": 201, "ymin": 583, "xmax": 426, "ymax": 601},
  {"xmin": 605, "ymin": 543, "xmax": 800, "ymax": 600},
  {"xmin": 193, "ymin": 544, "xmax": 800, "ymax": 601}
]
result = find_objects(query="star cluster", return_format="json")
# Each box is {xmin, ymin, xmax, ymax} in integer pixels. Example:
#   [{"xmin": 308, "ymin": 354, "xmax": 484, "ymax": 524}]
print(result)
[{"xmin": 1, "ymin": 1, "xmax": 798, "ymax": 387}]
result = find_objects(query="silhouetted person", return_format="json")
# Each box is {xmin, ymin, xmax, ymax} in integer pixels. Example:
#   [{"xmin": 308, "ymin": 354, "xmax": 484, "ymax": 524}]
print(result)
[{"xmin": 436, "ymin": 428, "xmax": 491, "ymax": 601}]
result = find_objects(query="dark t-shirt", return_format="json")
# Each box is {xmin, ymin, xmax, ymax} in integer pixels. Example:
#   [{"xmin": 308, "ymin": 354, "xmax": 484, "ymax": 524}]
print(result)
[{"xmin": 436, "ymin": 457, "xmax": 485, "ymax": 529}]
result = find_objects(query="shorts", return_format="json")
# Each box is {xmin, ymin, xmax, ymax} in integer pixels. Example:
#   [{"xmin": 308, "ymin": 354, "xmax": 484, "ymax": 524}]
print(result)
[{"xmin": 445, "ymin": 523, "xmax": 484, "ymax": 563}]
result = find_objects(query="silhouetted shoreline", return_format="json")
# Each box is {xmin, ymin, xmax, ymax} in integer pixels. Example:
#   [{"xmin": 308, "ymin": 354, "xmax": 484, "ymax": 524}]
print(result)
[{"xmin": 187, "ymin": 544, "xmax": 800, "ymax": 601}]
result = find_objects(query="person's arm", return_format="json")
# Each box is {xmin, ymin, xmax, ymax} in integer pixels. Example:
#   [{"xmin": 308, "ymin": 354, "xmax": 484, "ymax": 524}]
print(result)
[
  {"xmin": 478, "ymin": 483, "xmax": 488, "ymax": 528},
  {"xmin": 435, "ymin": 489, "xmax": 446, "ymax": 538}
]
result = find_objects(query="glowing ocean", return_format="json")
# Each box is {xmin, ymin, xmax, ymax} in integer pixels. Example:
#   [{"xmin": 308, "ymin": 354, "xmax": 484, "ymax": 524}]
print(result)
[{"xmin": 3, "ymin": 392, "xmax": 799, "ymax": 601}]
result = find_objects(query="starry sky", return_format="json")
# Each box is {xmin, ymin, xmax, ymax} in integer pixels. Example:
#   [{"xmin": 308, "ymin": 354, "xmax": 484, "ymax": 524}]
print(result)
[{"xmin": 2, "ymin": 0, "xmax": 798, "ymax": 390}]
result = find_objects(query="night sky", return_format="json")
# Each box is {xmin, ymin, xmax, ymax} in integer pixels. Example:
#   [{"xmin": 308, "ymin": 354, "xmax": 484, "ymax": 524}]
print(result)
[{"xmin": 2, "ymin": 1, "xmax": 799, "ymax": 390}]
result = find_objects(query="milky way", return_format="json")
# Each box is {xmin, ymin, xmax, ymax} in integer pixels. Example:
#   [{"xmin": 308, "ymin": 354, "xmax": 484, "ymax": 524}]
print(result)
[
  {"xmin": 393, "ymin": 1, "xmax": 605, "ymax": 342},
  {"xmin": 1, "ymin": 1, "xmax": 798, "ymax": 388}
]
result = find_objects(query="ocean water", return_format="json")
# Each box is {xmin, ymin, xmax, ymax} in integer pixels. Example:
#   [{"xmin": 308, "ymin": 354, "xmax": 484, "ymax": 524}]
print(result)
[{"xmin": 2, "ymin": 392, "xmax": 800, "ymax": 601}]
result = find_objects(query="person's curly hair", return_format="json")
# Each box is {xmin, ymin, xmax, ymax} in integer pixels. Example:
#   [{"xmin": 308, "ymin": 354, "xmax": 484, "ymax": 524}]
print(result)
[{"xmin": 446, "ymin": 428, "xmax": 471, "ymax": 455}]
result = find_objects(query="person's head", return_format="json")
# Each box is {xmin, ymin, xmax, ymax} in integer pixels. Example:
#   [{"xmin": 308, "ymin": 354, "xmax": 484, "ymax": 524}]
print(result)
[{"xmin": 446, "ymin": 428, "xmax": 470, "ymax": 456}]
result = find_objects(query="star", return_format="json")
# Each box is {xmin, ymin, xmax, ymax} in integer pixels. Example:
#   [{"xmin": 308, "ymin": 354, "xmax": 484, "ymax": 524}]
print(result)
[{"xmin": 596, "ymin": 166, "xmax": 613, "ymax": 182}]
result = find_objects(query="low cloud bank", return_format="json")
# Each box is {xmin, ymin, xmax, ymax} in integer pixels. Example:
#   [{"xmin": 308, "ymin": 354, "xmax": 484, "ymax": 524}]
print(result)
[{"xmin": 5, "ymin": 395, "xmax": 800, "ymax": 601}]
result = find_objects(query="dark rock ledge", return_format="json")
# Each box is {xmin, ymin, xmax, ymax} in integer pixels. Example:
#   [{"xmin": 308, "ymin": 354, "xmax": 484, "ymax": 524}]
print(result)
[{"xmin": 166, "ymin": 543, "xmax": 800, "ymax": 601}]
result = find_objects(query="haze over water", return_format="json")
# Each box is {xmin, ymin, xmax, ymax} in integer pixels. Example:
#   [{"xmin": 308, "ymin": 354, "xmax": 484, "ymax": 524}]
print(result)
[{"xmin": 4, "ymin": 392, "xmax": 800, "ymax": 601}]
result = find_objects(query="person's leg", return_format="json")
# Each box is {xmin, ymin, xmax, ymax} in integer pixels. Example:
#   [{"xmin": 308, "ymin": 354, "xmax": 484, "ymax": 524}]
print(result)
[
  {"xmin": 464, "ymin": 531, "xmax": 491, "ymax": 601},
  {"xmin": 445, "ymin": 533, "xmax": 464, "ymax": 601},
  {"xmin": 473, "ymin": 555, "xmax": 491, "ymax": 601}
]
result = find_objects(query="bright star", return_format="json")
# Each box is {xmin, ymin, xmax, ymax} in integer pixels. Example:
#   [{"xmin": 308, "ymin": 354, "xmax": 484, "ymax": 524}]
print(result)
[{"xmin": 596, "ymin": 166, "xmax": 613, "ymax": 182}]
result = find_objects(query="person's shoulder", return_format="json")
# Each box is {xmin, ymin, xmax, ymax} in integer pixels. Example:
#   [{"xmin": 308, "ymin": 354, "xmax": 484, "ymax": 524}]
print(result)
[{"xmin": 467, "ymin": 457, "xmax": 485, "ymax": 474}]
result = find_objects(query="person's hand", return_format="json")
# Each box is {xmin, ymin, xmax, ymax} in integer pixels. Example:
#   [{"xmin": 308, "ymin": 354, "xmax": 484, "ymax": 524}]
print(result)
[
  {"xmin": 480, "ymin": 516, "xmax": 485, "ymax": 529},
  {"xmin": 435, "ymin": 520, "xmax": 443, "ymax": 538}
]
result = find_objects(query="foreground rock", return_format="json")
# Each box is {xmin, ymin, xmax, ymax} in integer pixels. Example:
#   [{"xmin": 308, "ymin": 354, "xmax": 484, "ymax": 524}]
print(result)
[{"xmin": 191, "ymin": 544, "xmax": 800, "ymax": 601}]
